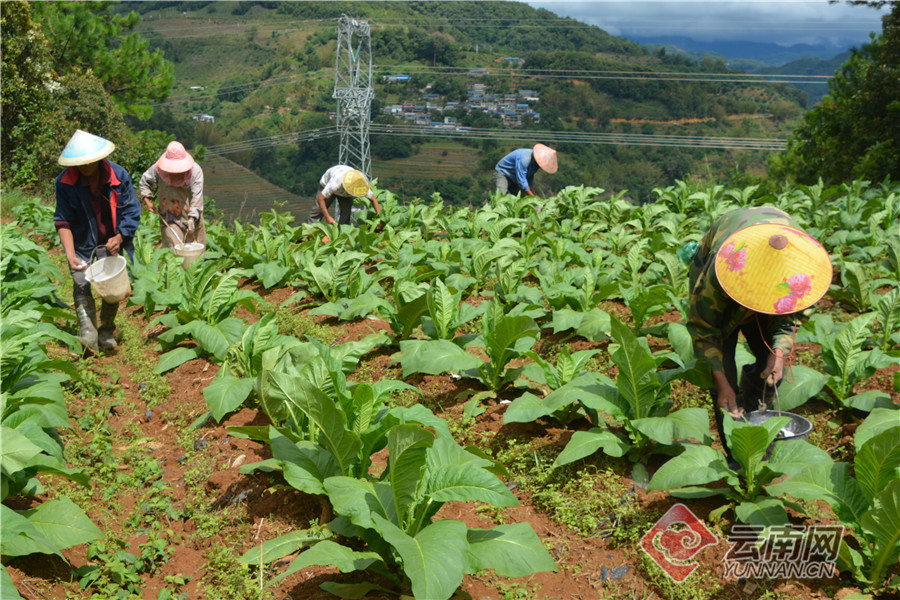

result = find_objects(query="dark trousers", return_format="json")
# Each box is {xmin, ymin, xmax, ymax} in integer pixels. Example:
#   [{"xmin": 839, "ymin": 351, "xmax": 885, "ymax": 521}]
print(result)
[{"xmin": 711, "ymin": 317, "xmax": 781, "ymax": 461}]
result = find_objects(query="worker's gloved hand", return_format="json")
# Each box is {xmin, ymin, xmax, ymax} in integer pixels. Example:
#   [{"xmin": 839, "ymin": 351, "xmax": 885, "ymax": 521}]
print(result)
[
  {"xmin": 187, "ymin": 218, "xmax": 196, "ymax": 232},
  {"xmin": 760, "ymin": 350, "xmax": 784, "ymax": 386}
]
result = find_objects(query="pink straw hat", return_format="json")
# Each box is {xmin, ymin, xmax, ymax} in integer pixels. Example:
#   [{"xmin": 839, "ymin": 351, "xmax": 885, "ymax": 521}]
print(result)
[
  {"xmin": 533, "ymin": 143, "xmax": 557, "ymax": 174},
  {"xmin": 156, "ymin": 141, "xmax": 195, "ymax": 174}
]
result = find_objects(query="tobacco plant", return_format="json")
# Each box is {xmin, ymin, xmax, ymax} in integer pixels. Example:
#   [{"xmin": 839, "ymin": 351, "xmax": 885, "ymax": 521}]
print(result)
[
  {"xmin": 249, "ymin": 425, "xmax": 556, "ymax": 600},
  {"xmin": 649, "ymin": 414, "xmax": 833, "ymax": 525},
  {"xmin": 767, "ymin": 414, "xmax": 900, "ymax": 592}
]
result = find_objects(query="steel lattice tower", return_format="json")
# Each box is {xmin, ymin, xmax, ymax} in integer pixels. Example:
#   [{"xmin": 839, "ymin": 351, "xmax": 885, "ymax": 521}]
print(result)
[{"xmin": 333, "ymin": 15, "xmax": 374, "ymax": 177}]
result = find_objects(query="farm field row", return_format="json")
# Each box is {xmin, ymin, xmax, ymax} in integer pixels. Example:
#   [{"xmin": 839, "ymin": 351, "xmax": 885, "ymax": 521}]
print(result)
[{"xmin": 2, "ymin": 180, "xmax": 898, "ymax": 600}]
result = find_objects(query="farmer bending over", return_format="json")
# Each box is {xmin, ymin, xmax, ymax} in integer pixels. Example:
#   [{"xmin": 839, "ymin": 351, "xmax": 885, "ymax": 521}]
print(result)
[
  {"xmin": 139, "ymin": 141, "xmax": 206, "ymax": 248},
  {"xmin": 307, "ymin": 165, "xmax": 381, "ymax": 228},
  {"xmin": 686, "ymin": 206, "xmax": 831, "ymax": 457},
  {"xmin": 54, "ymin": 130, "xmax": 141, "ymax": 354},
  {"xmin": 493, "ymin": 143, "xmax": 557, "ymax": 197}
]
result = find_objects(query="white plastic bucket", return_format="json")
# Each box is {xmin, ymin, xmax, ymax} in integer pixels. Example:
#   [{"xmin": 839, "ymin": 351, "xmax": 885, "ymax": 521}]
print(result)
[
  {"xmin": 173, "ymin": 242, "xmax": 205, "ymax": 267},
  {"xmin": 84, "ymin": 255, "xmax": 131, "ymax": 303}
]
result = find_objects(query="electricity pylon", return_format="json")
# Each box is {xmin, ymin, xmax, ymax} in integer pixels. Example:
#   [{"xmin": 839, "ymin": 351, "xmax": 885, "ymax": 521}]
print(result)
[{"xmin": 333, "ymin": 15, "xmax": 374, "ymax": 177}]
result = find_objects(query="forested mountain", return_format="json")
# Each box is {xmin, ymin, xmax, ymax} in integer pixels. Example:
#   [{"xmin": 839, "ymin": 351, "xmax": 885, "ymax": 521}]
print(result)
[{"xmin": 115, "ymin": 0, "xmax": 816, "ymax": 210}]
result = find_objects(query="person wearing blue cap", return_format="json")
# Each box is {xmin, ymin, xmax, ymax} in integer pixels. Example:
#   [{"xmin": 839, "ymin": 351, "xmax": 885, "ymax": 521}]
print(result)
[{"xmin": 54, "ymin": 130, "xmax": 141, "ymax": 353}]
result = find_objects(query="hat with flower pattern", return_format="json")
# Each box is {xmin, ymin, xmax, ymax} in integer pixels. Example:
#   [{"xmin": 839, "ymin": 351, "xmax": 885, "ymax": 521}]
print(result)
[{"xmin": 715, "ymin": 223, "xmax": 832, "ymax": 315}]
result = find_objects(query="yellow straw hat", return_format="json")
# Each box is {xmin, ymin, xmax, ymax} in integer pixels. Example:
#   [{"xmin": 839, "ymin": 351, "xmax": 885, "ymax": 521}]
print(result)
[
  {"xmin": 342, "ymin": 169, "xmax": 370, "ymax": 197},
  {"xmin": 715, "ymin": 224, "xmax": 832, "ymax": 315},
  {"xmin": 532, "ymin": 143, "xmax": 557, "ymax": 174}
]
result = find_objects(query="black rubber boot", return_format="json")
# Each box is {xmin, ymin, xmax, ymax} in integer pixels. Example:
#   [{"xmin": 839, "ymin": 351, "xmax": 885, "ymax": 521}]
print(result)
[
  {"xmin": 74, "ymin": 293, "xmax": 99, "ymax": 354},
  {"xmin": 98, "ymin": 301, "xmax": 119, "ymax": 352}
]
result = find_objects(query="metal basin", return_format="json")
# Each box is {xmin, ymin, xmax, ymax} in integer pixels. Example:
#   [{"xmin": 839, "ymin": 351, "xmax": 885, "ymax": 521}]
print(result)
[{"xmin": 746, "ymin": 409, "xmax": 813, "ymax": 442}]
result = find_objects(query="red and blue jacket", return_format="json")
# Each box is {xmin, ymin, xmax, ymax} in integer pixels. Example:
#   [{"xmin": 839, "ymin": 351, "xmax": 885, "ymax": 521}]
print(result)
[{"xmin": 54, "ymin": 160, "xmax": 141, "ymax": 260}]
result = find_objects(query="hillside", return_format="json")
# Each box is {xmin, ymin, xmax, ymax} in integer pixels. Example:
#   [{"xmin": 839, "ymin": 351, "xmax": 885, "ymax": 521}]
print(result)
[
  {"xmin": 203, "ymin": 155, "xmax": 314, "ymax": 223},
  {"xmin": 124, "ymin": 1, "xmax": 810, "ymax": 211}
]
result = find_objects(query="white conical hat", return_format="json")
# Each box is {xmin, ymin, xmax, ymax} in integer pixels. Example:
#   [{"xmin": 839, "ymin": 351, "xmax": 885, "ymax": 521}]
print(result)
[{"xmin": 58, "ymin": 130, "xmax": 115, "ymax": 166}]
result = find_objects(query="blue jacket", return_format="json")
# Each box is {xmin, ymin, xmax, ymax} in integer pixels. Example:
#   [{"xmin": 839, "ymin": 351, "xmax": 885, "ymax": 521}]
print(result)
[
  {"xmin": 54, "ymin": 160, "xmax": 141, "ymax": 260},
  {"xmin": 495, "ymin": 148, "xmax": 539, "ymax": 191}
]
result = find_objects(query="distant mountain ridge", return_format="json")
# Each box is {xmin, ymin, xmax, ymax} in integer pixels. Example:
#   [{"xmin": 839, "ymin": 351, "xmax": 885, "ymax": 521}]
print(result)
[{"xmin": 627, "ymin": 35, "xmax": 853, "ymax": 66}]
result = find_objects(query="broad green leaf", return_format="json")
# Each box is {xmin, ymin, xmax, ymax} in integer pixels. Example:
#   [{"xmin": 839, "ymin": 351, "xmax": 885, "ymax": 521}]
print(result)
[
  {"xmin": 730, "ymin": 425, "xmax": 772, "ymax": 476},
  {"xmin": 575, "ymin": 309, "xmax": 612, "ymax": 342},
  {"xmin": 371, "ymin": 515, "xmax": 468, "ymax": 600},
  {"xmin": 775, "ymin": 366, "xmax": 829, "ymax": 411},
  {"xmin": 0, "ymin": 505, "xmax": 60, "ymax": 558},
  {"xmin": 855, "ymin": 408, "xmax": 900, "ymax": 449},
  {"xmin": 609, "ymin": 316, "xmax": 659, "ymax": 419},
  {"xmin": 399, "ymin": 340, "xmax": 483, "ymax": 378},
  {"xmin": 841, "ymin": 390, "xmax": 894, "ymax": 413},
  {"xmin": 266, "ymin": 373, "xmax": 361, "ymax": 476},
  {"xmin": 19, "ymin": 498, "xmax": 101, "ymax": 553},
  {"xmin": 503, "ymin": 374, "xmax": 599, "ymax": 424},
  {"xmin": 154, "ymin": 347, "xmax": 201, "ymax": 373},
  {"xmin": 2, "ymin": 566, "xmax": 24, "ymax": 600},
  {"xmin": 860, "ymin": 479, "xmax": 900, "ymax": 586},
  {"xmin": 394, "ymin": 293, "xmax": 429, "ymax": 340},
  {"xmin": 831, "ymin": 314, "xmax": 876, "ymax": 400},
  {"xmin": 486, "ymin": 314, "xmax": 540, "ymax": 369},
  {"xmin": 207, "ymin": 271, "xmax": 240, "ymax": 322},
  {"xmin": 552, "ymin": 429, "xmax": 631, "ymax": 468},
  {"xmin": 271, "ymin": 433, "xmax": 340, "ymax": 495},
  {"xmin": 0, "ymin": 426, "xmax": 42, "ymax": 477},
  {"xmin": 874, "ymin": 287, "xmax": 900, "ymax": 351},
  {"xmin": 648, "ymin": 444, "xmax": 730, "ymax": 491},
  {"xmin": 426, "ymin": 464, "xmax": 518, "ymax": 507},
  {"xmin": 666, "ymin": 322, "xmax": 694, "ymax": 363},
  {"xmin": 855, "ymin": 427, "xmax": 900, "ymax": 502},
  {"xmin": 320, "ymin": 582, "xmax": 394, "ymax": 599},
  {"xmin": 266, "ymin": 540, "xmax": 382, "ymax": 588},
  {"xmin": 735, "ymin": 498, "xmax": 788, "ymax": 526},
  {"xmin": 767, "ymin": 439, "xmax": 833, "ymax": 477},
  {"xmin": 324, "ymin": 477, "xmax": 398, "ymax": 529},
  {"xmin": 385, "ymin": 425, "xmax": 434, "ymax": 525},
  {"xmin": 203, "ymin": 372, "xmax": 254, "ymax": 422},
  {"xmin": 428, "ymin": 279, "xmax": 458, "ymax": 340},
  {"xmin": 426, "ymin": 437, "xmax": 493, "ymax": 471},
  {"xmin": 766, "ymin": 462, "xmax": 870, "ymax": 526},
  {"xmin": 192, "ymin": 320, "xmax": 236, "ymax": 362},
  {"xmin": 239, "ymin": 529, "xmax": 332, "ymax": 565},
  {"xmin": 466, "ymin": 523, "xmax": 557, "ymax": 577},
  {"xmin": 630, "ymin": 407, "xmax": 710, "ymax": 445}
]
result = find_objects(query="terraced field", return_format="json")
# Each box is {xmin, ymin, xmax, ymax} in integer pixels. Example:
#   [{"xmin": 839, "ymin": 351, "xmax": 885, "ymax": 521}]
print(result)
[{"xmin": 203, "ymin": 155, "xmax": 314, "ymax": 223}]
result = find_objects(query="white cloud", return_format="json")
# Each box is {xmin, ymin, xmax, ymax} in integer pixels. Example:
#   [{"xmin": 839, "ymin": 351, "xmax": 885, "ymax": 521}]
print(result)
[{"xmin": 525, "ymin": 1, "xmax": 888, "ymax": 46}]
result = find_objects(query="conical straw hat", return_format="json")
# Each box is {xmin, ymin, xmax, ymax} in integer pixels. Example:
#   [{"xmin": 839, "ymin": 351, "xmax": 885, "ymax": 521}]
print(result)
[
  {"xmin": 532, "ymin": 143, "xmax": 557, "ymax": 174},
  {"xmin": 715, "ymin": 223, "xmax": 832, "ymax": 315},
  {"xmin": 58, "ymin": 130, "xmax": 115, "ymax": 166},
  {"xmin": 342, "ymin": 169, "xmax": 370, "ymax": 197}
]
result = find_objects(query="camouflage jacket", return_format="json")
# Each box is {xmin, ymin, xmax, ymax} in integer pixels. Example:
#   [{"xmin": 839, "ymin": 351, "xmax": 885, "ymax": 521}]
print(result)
[{"xmin": 687, "ymin": 206, "xmax": 804, "ymax": 372}]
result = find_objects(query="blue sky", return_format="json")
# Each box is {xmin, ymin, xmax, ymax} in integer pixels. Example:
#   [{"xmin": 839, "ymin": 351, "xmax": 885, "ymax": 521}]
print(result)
[{"xmin": 524, "ymin": 1, "xmax": 889, "ymax": 47}]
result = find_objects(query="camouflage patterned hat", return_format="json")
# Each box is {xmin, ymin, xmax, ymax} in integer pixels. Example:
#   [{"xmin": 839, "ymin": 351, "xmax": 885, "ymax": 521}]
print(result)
[{"xmin": 715, "ymin": 223, "xmax": 832, "ymax": 315}]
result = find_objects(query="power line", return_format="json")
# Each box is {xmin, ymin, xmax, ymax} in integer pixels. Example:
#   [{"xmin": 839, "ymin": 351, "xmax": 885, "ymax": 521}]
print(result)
[{"xmin": 204, "ymin": 124, "xmax": 786, "ymax": 156}]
